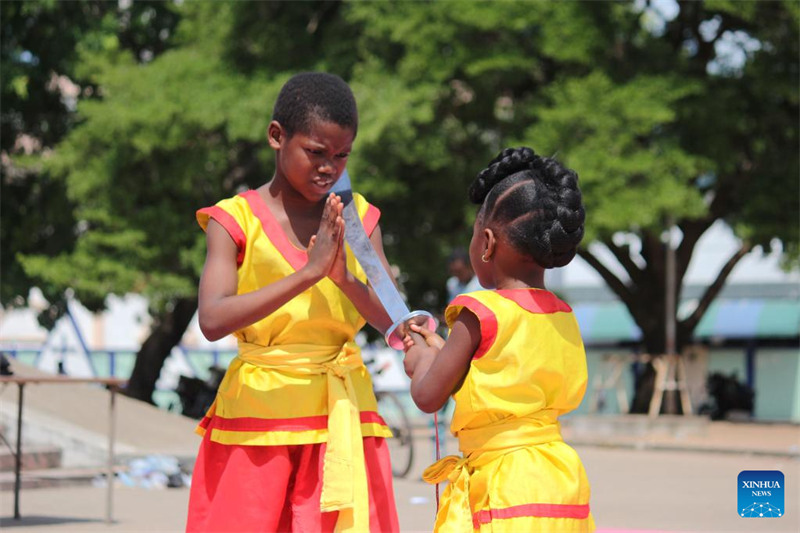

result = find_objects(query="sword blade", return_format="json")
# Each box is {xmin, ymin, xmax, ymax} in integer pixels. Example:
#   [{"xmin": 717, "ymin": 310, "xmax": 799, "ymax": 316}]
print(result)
[{"xmin": 332, "ymin": 170, "xmax": 411, "ymax": 324}]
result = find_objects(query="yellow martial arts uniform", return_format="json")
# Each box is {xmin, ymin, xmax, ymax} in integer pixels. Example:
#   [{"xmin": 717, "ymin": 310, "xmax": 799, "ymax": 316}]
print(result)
[
  {"xmin": 424, "ymin": 288, "xmax": 595, "ymax": 532},
  {"xmin": 194, "ymin": 190, "xmax": 392, "ymax": 532}
]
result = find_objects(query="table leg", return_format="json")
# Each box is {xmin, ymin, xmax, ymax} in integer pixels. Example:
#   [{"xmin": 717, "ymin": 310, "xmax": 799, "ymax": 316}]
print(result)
[
  {"xmin": 14, "ymin": 383, "xmax": 24, "ymax": 520},
  {"xmin": 106, "ymin": 387, "xmax": 117, "ymax": 524}
]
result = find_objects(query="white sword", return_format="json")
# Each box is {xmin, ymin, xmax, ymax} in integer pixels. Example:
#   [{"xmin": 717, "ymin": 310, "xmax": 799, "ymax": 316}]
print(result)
[{"xmin": 331, "ymin": 169, "xmax": 435, "ymax": 349}]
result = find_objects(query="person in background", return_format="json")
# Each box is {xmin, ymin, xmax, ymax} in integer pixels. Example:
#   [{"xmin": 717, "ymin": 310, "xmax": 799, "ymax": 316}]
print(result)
[{"xmin": 446, "ymin": 248, "xmax": 483, "ymax": 304}]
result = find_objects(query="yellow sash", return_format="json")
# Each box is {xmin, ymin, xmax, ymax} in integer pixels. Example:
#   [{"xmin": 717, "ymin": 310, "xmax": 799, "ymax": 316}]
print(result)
[
  {"xmin": 422, "ymin": 414, "xmax": 563, "ymax": 533},
  {"xmin": 238, "ymin": 341, "xmax": 369, "ymax": 533}
]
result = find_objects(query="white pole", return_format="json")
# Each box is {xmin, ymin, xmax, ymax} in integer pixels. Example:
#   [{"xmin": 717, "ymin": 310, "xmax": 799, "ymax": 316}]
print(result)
[{"xmin": 665, "ymin": 221, "xmax": 677, "ymax": 357}]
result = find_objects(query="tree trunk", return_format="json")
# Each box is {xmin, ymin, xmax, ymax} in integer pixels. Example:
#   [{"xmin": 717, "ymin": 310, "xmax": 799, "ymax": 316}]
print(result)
[
  {"xmin": 582, "ymin": 236, "xmax": 753, "ymax": 415},
  {"xmin": 123, "ymin": 297, "xmax": 198, "ymax": 404},
  {"xmin": 629, "ymin": 318, "xmax": 668, "ymax": 414}
]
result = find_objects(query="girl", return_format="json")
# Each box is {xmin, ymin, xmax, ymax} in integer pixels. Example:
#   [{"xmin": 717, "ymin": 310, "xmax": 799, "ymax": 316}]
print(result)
[
  {"xmin": 403, "ymin": 147, "xmax": 595, "ymax": 532},
  {"xmin": 186, "ymin": 72, "xmax": 399, "ymax": 533}
]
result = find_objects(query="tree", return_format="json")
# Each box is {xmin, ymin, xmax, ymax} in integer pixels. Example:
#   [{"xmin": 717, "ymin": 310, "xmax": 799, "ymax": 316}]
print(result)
[
  {"xmin": 11, "ymin": 1, "xmax": 365, "ymax": 402},
  {"xmin": 2, "ymin": 0, "xmax": 181, "ymax": 393},
  {"xmin": 2, "ymin": 0, "xmax": 180, "ymax": 327},
  {"xmin": 524, "ymin": 1, "xmax": 799, "ymax": 410},
  {"xmin": 347, "ymin": 0, "xmax": 798, "ymax": 411},
  {"xmin": 9, "ymin": 1, "xmax": 797, "ymax": 409}
]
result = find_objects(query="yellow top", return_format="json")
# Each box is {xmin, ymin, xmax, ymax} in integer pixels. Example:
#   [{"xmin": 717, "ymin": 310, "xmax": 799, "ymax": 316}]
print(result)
[
  {"xmin": 195, "ymin": 190, "xmax": 391, "ymax": 532},
  {"xmin": 423, "ymin": 289, "xmax": 593, "ymax": 532},
  {"xmin": 445, "ymin": 288, "xmax": 587, "ymax": 450}
]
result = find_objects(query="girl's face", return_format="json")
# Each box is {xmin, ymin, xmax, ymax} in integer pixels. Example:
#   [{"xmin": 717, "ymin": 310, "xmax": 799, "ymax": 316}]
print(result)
[
  {"xmin": 270, "ymin": 118, "xmax": 354, "ymax": 202},
  {"xmin": 469, "ymin": 210, "xmax": 495, "ymax": 289}
]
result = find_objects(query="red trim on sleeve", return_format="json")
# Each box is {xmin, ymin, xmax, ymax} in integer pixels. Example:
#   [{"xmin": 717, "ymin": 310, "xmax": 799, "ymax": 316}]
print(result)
[
  {"xmin": 205, "ymin": 411, "xmax": 387, "ymax": 432},
  {"xmin": 197, "ymin": 206, "xmax": 246, "ymax": 267},
  {"xmin": 449, "ymin": 295, "xmax": 498, "ymax": 360},
  {"xmin": 472, "ymin": 503, "xmax": 590, "ymax": 528},
  {"xmin": 496, "ymin": 289, "xmax": 572, "ymax": 314},
  {"xmin": 240, "ymin": 190, "xmax": 307, "ymax": 271},
  {"xmin": 362, "ymin": 203, "xmax": 381, "ymax": 236}
]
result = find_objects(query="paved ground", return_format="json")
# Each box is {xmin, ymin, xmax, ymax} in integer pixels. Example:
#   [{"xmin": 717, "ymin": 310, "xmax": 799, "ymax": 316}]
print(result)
[
  {"xmin": 2, "ymin": 433, "xmax": 798, "ymax": 533},
  {"xmin": 1, "ymin": 368, "xmax": 798, "ymax": 532}
]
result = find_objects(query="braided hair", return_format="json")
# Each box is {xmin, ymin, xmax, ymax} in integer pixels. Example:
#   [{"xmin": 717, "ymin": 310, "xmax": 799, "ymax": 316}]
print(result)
[
  {"xmin": 272, "ymin": 72, "xmax": 358, "ymax": 137},
  {"xmin": 469, "ymin": 147, "xmax": 585, "ymax": 268}
]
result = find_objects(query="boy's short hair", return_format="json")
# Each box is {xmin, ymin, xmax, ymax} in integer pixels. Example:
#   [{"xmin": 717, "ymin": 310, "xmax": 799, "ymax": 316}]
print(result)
[{"xmin": 272, "ymin": 72, "xmax": 358, "ymax": 137}]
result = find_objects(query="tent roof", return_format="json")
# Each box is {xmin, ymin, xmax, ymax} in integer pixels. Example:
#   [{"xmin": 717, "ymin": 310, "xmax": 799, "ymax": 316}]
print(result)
[{"xmin": 572, "ymin": 298, "xmax": 799, "ymax": 345}]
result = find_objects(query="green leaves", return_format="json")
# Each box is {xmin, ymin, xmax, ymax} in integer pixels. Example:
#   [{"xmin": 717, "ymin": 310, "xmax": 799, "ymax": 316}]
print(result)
[
  {"xmin": 526, "ymin": 72, "xmax": 708, "ymax": 240},
  {"xmin": 5, "ymin": 0, "xmax": 797, "ymax": 352}
]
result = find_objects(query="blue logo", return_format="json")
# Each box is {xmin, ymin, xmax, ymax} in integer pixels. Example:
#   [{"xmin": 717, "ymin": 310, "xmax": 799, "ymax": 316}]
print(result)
[{"xmin": 738, "ymin": 470, "xmax": 784, "ymax": 518}]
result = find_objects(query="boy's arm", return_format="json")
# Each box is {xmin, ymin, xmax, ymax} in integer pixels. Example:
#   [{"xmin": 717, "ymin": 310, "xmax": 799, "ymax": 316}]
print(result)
[
  {"xmin": 329, "ymin": 222, "xmax": 395, "ymax": 334},
  {"xmin": 404, "ymin": 311, "xmax": 480, "ymax": 413},
  {"xmin": 198, "ymin": 196, "xmax": 343, "ymax": 341}
]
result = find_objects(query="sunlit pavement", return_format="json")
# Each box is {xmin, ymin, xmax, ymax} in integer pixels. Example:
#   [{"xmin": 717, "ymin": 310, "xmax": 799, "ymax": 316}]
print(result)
[
  {"xmin": 394, "ymin": 432, "xmax": 799, "ymax": 533},
  {"xmin": 2, "ymin": 430, "xmax": 798, "ymax": 532}
]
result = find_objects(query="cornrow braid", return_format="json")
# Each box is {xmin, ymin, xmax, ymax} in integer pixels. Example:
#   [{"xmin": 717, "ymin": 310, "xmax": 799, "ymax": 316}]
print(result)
[{"xmin": 469, "ymin": 147, "xmax": 585, "ymax": 268}]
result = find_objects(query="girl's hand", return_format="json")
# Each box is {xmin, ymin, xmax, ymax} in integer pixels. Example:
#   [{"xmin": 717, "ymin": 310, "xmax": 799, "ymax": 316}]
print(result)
[
  {"xmin": 403, "ymin": 325, "xmax": 444, "ymax": 379},
  {"xmin": 409, "ymin": 323, "xmax": 445, "ymax": 350},
  {"xmin": 306, "ymin": 194, "xmax": 344, "ymax": 280},
  {"xmin": 402, "ymin": 330, "xmax": 433, "ymax": 378}
]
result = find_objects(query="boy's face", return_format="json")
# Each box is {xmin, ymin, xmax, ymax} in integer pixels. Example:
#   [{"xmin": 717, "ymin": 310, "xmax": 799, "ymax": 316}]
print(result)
[{"xmin": 269, "ymin": 118, "xmax": 355, "ymax": 202}]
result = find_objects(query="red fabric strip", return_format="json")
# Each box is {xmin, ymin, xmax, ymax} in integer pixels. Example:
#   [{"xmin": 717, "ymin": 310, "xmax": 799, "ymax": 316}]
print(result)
[
  {"xmin": 361, "ymin": 203, "xmax": 381, "ymax": 236},
  {"xmin": 197, "ymin": 206, "xmax": 246, "ymax": 266},
  {"xmin": 207, "ymin": 411, "xmax": 387, "ymax": 432},
  {"xmin": 359, "ymin": 411, "xmax": 387, "ymax": 426},
  {"xmin": 496, "ymin": 289, "xmax": 572, "ymax": 314},
  {"xmin": 449, "ymin": 295, "xmax": 498, "ymax": 360},
  {"xmin": 472, "ymin": 502, "xmax": 590, "ymax": 527},
  {"xmin": 240, "ymin": 190, "xmax": 308, "ymax": 271},
  {"xmin": 186, "ymin": 436, "xmax": 399, "ymax": 532},
  {"xmin": 238, "ymin": 190, "xmax": 380, "ymax": 271}
]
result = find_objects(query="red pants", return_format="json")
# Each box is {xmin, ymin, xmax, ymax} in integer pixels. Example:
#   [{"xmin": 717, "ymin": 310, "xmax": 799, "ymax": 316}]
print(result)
[{"xmin": 186, "ymin": 433, "xmax": 399, "ymax": 533}]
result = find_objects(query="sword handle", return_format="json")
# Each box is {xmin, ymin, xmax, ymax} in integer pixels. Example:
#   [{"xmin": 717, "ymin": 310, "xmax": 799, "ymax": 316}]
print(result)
[{"xmin": 385, "ymin": 310, "xmax": 438, "ymax": 350}]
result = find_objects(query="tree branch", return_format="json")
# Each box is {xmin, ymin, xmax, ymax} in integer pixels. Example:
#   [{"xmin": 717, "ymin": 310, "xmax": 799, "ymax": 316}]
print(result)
[
  {"xmin": 694, "ymin": 14, "xmax": 734, "ymax": 68},
  {"xmin": 676, "ymin": 167, "xmax": 750, "ymax": 286},
  {"xmin": 682, "ymin": 242, "xmax": 753, "ymax": 332},
  {"xmin": 675, "ymin": 217, "xmax": 714, "ymax": 286},
  {"xmin": 124, "ymin": 297, "xmax": 198, "ymax": 403},
  {"xmin": 606, "ymin": 240, "xmax": 645, "ymax": 286},
  {"xmin": 639, "ymin": 230, "xmax": 664, "ymax": 282},
  {"xmin": 577, "ymin": 247, "xmax": 634, "ymax": 308}
]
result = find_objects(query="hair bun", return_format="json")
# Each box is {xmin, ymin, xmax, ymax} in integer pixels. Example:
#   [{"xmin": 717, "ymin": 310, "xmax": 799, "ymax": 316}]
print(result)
[
  {"xmin": 469, "ymin": 146, "xmax": 585, "ymax": 269},
  {"xmin": 469, "ymin": 147, "xmax": 539, "ymax": 204}
]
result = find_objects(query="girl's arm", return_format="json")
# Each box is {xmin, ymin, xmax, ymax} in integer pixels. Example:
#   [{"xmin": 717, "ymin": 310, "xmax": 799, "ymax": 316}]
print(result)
[
  {"xmin": 402, "ymin": 312, "xmax": 481, "ymax": 413},
  {"xmin": 198, "ymin": 194, "xmax": 343, "ymax": 341},
  {"xmin": 328, "ymin": 223, "xmax": 395, "ymax": 334}
]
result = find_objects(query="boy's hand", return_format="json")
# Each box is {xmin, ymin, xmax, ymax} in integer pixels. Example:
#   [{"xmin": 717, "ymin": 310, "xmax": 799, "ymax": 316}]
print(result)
[
  {"xmin": 327, "ymin": 210, "xmax": 349, "ymax": 285},
  {"xmin": 306, "ymin": 194, "xmax": 344, "ymax": 280}
]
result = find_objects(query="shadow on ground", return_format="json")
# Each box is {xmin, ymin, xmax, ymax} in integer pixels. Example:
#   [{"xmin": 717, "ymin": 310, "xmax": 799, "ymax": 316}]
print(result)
[{"xmin": 0, "ymin": 516, "xmax": 103, "ymax": 528}]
